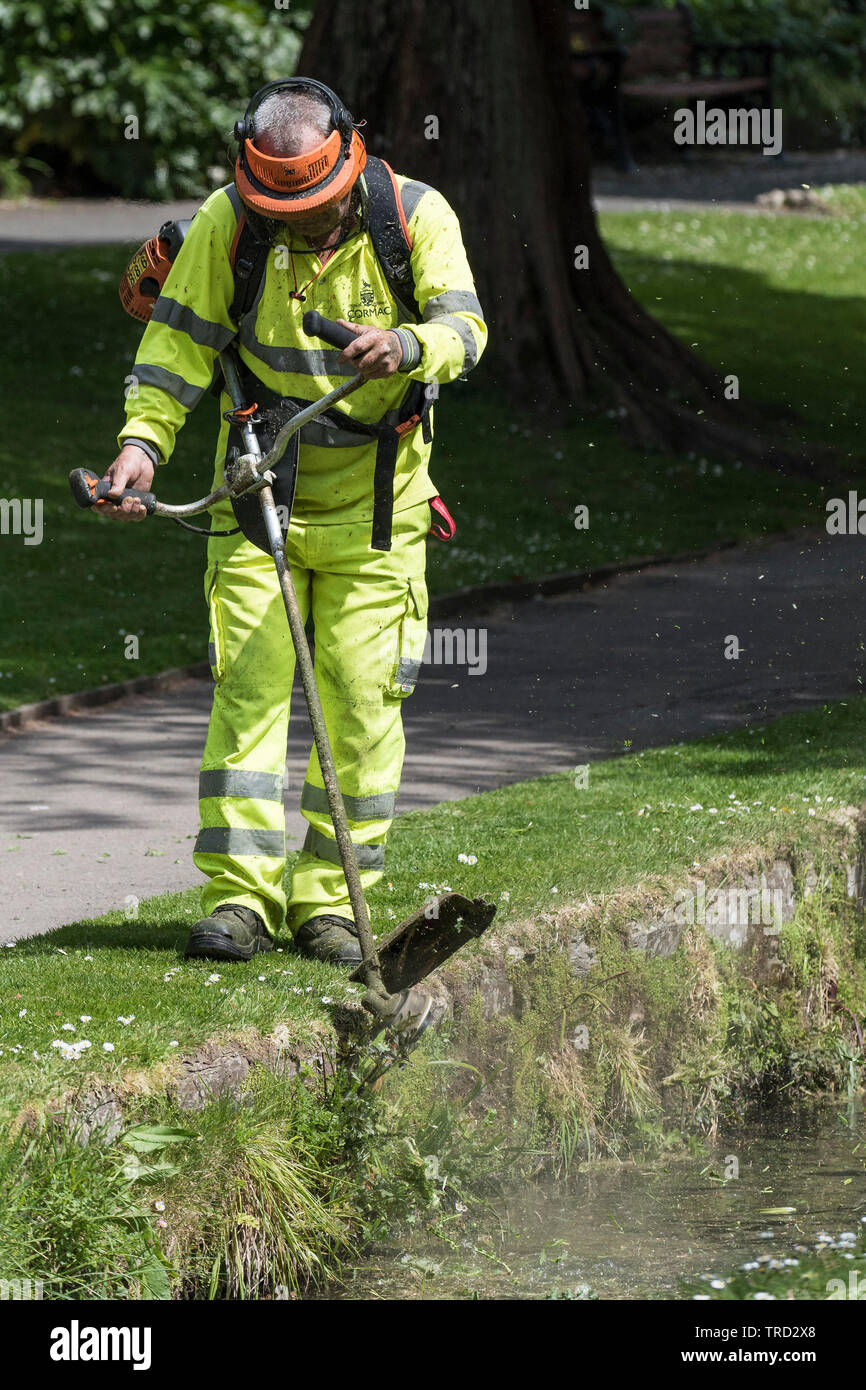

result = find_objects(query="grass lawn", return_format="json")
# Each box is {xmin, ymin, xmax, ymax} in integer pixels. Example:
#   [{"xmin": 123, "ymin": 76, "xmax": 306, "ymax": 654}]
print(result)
[
  {"xmin": 0, "ymin": 186, "xmax": 862, "ymax": 708},
  {"xmin": 3, "ymin": 694, "xmax": 866, "ymax": 1126},
  {"xmin": 600, "ymin": 183, "xmax": 866, "ymax": 462}
]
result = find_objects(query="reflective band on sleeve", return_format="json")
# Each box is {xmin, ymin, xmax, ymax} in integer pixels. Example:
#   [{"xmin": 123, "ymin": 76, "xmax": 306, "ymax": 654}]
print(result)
[
  {"xmin": 150, "ymin": 297, "xmax": 236, "ymax": 351},
  {"xmin": 394, "ymin": 327, "xmax": 422, "ymax": 371},
  {"xmin": 122, "ymin": 436, "xmax": 162, "ymax": 466},
  {"xmin": 303, "ymin": 825, "xmax": 385, "ymax": 871},
  {"xmin": 133, "ymin": 363, "xmax": 206, "ymax": 409},
  {"xmin": 194, "ymin": 827, "xmax": 285, "ymax": 856},
  {"xmin": 421, "ymin": 311, "xmax": 479, "ymax": 371},
  {"xmin": 207, "ymin": 641, "xmax": 217, "ymax": 666},
  {"xmin": 301, "ymin": 781, "xmax": 396, "ymax": 822},
  {"xmin": 199, "ymin": 769, "xmax": 284, "ymax": 802},
  {"xmin": 400, "ymin": 179, "xmax": 433, "ymax": 224},
  {"xmin": 424, "ymin": 290, "xmax": 484, "ymax": 321}
]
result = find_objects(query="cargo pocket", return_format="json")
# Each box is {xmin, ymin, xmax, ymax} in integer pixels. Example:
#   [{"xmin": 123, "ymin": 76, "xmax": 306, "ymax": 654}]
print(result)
[
  {"xmin": 205, "ymin": 562, "xmax": 226, "ymax": 684},
  {"xmin": 384, "ymin": 575, "xmax": 429, "ymax": 699}
]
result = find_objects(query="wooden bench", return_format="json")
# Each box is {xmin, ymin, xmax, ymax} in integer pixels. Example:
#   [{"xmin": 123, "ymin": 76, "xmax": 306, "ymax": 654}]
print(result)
[{"xmin": 570, "ymin": 2, "xmax": 778, "ymax": 170}]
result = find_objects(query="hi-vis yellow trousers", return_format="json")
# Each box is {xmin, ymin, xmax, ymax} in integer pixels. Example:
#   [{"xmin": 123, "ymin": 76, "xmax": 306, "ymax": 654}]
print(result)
[{"xmin": 193, "ymin": 500, "xmax": 430, "ymax": 939}]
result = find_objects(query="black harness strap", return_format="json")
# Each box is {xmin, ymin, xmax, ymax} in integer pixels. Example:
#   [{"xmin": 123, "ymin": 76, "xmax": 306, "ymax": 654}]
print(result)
[
  {"xmin": 228, "ymin": 216, "xmax": 270, "ymax": 327},
  {"xmin": 224, "ymin": 362, "xmax": 432, "ymax": 554},
  {"xmin": 305, "ymin": 382, "xmax": 433, "ymax": 551},
  {"xmin": 360, "ymin": 157, "xmax": 420, "ymax": 319}
]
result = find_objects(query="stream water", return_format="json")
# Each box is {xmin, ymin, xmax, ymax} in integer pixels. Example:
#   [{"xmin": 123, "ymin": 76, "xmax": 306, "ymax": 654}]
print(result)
[{"xmin": 334, "ymin": 1100, "xmax": 866, "ymax": 1300}]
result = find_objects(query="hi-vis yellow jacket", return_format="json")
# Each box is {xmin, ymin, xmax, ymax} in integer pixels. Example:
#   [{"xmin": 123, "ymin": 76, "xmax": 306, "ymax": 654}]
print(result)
[{"xmin": 119, "ymin": 176, "xmax": 487, "ymax": 530}]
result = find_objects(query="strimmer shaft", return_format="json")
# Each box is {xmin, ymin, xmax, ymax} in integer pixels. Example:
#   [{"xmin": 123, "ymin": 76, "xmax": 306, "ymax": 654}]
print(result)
[
  {"xmin": 256, "ymin": 482, "xmax": 390, "ymax": 1006},
  {"xmin": 217, "ymin": 350, "xmax": 392, "ymax": 1013}
]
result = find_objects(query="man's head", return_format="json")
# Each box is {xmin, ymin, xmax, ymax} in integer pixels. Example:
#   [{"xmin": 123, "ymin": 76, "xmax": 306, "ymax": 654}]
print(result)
[{"xmin": 234, "ymin": 79, "xmax": 365, "ymax": 234}]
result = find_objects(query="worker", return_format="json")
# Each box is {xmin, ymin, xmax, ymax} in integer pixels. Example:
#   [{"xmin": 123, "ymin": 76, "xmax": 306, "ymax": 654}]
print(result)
[{"xmin": 99, "ymin": 78, "xmax": 487, "ymax": 967}]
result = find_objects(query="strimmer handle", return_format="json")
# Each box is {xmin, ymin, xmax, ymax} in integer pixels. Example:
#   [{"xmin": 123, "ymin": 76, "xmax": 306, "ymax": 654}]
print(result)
[{"xmin": 69, "ymin": 467, "xmax": 156, "ymax": 513}]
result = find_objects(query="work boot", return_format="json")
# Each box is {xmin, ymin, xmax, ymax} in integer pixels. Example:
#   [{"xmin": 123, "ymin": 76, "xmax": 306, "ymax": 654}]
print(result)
[
  {"xmin": 295, "ymin": 915, "xmax": 362, "ymax": 967},
  {"xmin": 185, "ymin": 904, "xmax": 274, "ymax": 962}
]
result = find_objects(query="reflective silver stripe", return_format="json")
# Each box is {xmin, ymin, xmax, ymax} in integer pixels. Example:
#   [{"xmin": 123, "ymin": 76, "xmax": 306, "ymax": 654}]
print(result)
[
  {"xmin": 133, "ymin": 363, "xmax": 205, "ymax": 409},
  {"xmin": 301, "ymin": 782, "xmax": 396, "ymax": 822},
  {"xmin": 207, "ymin": 641, "xmax": 217, "ymax": 666},
  {"xmin": 424, "ymin": 290, "xmax": 484, "ymax": 321},
  {"xmin": 303, "ymin": 826, "xmax": 385, "ymax": 871},
  {"xmin": 151, "ymin": 296, "xmax": 236, "ymax": 351},
  {"xmin": 199, "ymin": 769, "xmax": 283, "ymax": 802},
  {"xmin": 194, "ymin": 827, "xmax": 285, "ymax": 856},
  {"xmin": 396, "ymin": 657, "xmax": 422, "ymax": 687},
  {"xmin": 401, "ymin": 179, "xmax": 433, "ymax": 224},
  {"xmin": 424, "ymin": 313, "xmax": 478, "ymax": 371},
  {"xmin": 239, "ymin": 331, "xmax": 356, "ymax": 379}
]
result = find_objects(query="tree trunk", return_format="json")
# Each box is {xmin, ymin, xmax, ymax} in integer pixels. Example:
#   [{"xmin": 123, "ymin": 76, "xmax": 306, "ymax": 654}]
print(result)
[{"xmin": 298, "ymin": 0, "xmax": 833, "ymax": 476}]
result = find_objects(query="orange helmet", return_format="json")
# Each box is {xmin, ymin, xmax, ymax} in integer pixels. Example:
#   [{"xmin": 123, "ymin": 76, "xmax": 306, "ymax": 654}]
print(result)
[{"xmin": 233, "ymin": 78, "xmax": 366, "ymax": 220}]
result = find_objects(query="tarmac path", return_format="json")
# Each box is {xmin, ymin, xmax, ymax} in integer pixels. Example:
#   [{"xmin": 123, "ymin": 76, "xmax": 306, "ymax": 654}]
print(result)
[
  {"xmin": 3, "ymin": 149, "xmax": 866, "ymax": 253},
  {"xmin": 1, "ymin": 527, "xmax": 864, "ymax": 940}
]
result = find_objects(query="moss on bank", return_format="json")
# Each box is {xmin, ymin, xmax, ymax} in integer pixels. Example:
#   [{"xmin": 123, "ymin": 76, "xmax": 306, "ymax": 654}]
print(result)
[{"xmin": 422, "ymin": 845, "xmax": 866, "ymax": 1174}]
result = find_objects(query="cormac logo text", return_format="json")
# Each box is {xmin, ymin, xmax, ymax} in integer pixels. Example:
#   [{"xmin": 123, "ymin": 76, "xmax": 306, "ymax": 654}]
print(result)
[
  {"xmin": 50, "ymin": 1321, "xmax": 152, "ymax": 1371},
  {"xmin": 348, "ymin": 279, "xmax": 391, "ymax": 319}
]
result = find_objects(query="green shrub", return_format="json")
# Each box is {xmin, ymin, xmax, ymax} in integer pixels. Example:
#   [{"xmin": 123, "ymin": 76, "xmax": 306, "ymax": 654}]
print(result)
[{"xmin": 0, "ymin": 0, "xmax": 312, "ymax": 198}]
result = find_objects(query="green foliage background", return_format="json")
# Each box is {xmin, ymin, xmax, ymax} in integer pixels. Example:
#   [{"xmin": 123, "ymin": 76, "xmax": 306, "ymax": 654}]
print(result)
[
  {"xmin": 1, "ymin": 0, "xmax": 862, "ymax": 198},
  {"xmin": 596, "ymin": 0, "xmax": 866, "ymax": 147},
  {"xmin": 0, "ymin": 0, "xmax": 312, "ymax": 197}
]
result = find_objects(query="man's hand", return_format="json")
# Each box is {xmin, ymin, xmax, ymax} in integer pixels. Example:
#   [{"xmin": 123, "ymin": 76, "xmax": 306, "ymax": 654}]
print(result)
[
  {"xmin": 336, "ymin": 319, "xmax": 403, "ymax": 380},
  {"xmin": 99, "ymin": 445, "xmax": 156, "ymax": 521}
]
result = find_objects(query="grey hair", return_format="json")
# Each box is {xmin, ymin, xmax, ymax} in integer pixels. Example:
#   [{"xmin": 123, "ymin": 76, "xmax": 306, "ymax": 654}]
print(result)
[{"xmin": 252, "ymin": 86, "xmax": 333, "ymax": 154}]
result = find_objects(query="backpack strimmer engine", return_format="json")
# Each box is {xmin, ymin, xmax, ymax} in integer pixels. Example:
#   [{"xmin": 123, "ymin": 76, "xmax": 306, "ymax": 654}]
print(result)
[{"xmin": 119, "ymin": 220, "xmax": 190, "ymax": 323}]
